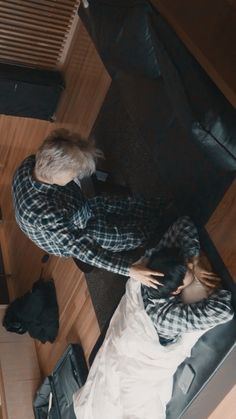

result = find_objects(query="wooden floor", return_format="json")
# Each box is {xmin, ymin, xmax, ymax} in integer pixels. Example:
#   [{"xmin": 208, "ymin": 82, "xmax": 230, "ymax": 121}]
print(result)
[
  {"xmin": 208, "ymin": 384, "xmax": 236, "ymax": 419},
  {"xmin": 0, "ymin": 306, "xmax": 41, "ymax": 419},
  {"xmin": 35, "ymin": 256, "xmax": 101, "ymax": 376},
  {"xmin": 0, "ymin": 17, "xmax": 111, "ymax": 375}
]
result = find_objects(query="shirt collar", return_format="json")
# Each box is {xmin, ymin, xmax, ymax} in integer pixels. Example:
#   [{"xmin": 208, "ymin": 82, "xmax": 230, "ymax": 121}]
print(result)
[
  {"xmin": 30, "ymin": 176, "xmax": 54, "ymax": 192},
  {"xmin": 27, "ymin": 155, "xmax": 55, "ymax": 192}
]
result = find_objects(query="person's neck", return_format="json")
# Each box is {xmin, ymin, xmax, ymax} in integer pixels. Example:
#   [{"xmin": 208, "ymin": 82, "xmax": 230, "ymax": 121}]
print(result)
[{"xmin": 32, "ymin": 168, "xmax": 51, "ymax": 185}]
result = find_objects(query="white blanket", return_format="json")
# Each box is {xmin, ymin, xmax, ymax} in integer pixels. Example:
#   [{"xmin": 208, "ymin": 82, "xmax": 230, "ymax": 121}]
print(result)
[{"xmin": 73, "ymin": 278, "xmax": 207, "ymax": 419}]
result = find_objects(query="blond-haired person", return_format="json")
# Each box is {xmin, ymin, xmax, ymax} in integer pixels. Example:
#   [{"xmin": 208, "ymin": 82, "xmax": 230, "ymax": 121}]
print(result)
[{"xmin": 12, "ymin": 129, "xmax": 167, "ymax": 286}]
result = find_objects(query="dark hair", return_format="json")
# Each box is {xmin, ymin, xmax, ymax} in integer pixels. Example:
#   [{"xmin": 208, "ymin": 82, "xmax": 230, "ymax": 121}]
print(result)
[{"xmin": 147, "ymin": 247, "xmax": 187, "ymax": 298}]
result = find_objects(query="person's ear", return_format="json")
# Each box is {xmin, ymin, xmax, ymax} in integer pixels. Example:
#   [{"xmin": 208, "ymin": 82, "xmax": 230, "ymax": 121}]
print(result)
[{"xmin": 172, "ymin": 288, "xmax": 181, "ymax": 295}]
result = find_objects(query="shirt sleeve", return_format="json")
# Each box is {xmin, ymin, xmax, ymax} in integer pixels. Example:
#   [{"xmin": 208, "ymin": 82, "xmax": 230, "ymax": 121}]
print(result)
[
  {"xmin": 84, "ymin": 217, "xmax": 149, "ymax": 251},
  {"xmin": 87, "ymin": 195, "xmax": 162, "ymax": 219},
  {"xmin": 37, "ymin": 209, "xmax": 132, "ymax": 276},
  {"xmin": 144, "ymin": 289, "xmax": 234, "ymax": 337},
  {"xmin": 146, "ymin": 215, "xmax": 200, "ymax": 259},
  {"xmin": 69, "ymin": 235, "xmax": 134, "ymax": 275}
]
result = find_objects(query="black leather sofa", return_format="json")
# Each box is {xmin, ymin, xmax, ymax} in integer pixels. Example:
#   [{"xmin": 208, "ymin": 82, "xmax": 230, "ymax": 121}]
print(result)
[
  {"xmin": 77, "ymin": 1, "xmax": 236, "ymax": 417},
  {"xmin": 79, "ymin": 0, "xmax": 236, "ymax": 223}
]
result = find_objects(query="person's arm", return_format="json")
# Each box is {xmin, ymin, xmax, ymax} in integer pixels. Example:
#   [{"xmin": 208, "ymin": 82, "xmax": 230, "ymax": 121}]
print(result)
[
  {"xmin": 84, "ymin": 217, "xmax": 150, "ymax": 252},
  {"xmin": 146, "ymin": 215, "xmax": 200, "ymax": 259},
  {"xmin": 70, "ymin": 201, "xmax": 93, "ymax": 229},
  {"xmin": 144, "ymin": 289, "xmax": 234, "ymax": 337},
  {"xmin": 37, "ymin": 214, "xmax": 132, "ymax": 275},
  {"xmin": 34, "ymin": 209, "xmax": 215, "ymax": 289},
  {"xmin": 71, "ymin": 236, "xmax": 133, "ymax": 275},
  {"xmin": 37, "ymin": 207, "xmax": 164, "ymax": 283},
  {"xmin": 71, "ymin": 235, "xmax": 164, "ymax": 284},
  {"xmin": 88, "ymin": 195, "xmax": 162, "ymax": 219}
]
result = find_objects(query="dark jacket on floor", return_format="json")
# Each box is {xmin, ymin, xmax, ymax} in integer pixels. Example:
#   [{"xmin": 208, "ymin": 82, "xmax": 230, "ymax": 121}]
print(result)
[{"xmin": 2, "ymin": 278, "xmax": 59, "ymax": 343}]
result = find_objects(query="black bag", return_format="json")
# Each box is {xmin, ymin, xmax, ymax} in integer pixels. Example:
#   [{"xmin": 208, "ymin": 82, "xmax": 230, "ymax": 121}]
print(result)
[{"xmin": 33, "ymin": 344, "xmax": 88, "ymax": 419}]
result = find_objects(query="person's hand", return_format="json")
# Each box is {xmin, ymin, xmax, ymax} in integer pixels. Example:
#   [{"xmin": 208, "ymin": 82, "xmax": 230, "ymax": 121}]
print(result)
[
  {"xmin": 128, "ymin": 259, "xmax": 164, "ymax": 288},
  {"xmin": 191, "ymin": 259, "xmax": 221, "ymax": 289}
]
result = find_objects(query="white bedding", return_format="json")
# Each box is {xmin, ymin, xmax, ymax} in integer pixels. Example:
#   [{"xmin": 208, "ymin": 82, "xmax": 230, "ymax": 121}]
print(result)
[{"xmin": 73, "ymin": 278, "xmax": 208, "ymax": 419}]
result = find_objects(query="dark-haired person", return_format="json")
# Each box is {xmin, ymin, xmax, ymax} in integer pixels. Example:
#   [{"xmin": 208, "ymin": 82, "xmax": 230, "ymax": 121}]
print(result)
[
  {"xmin": 73, "ymin": 217, "xmax": 233, "ymax": 419},
  {"xmin": 12, "ymin": 128, "xmax": 168, "ymax": 286},
  {"xmin": 141, "ymin": 216, "xmax": 234, "ymax": 345}
]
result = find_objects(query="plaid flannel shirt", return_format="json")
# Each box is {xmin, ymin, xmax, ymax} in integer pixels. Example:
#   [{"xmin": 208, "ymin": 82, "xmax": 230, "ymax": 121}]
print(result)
[
  {"xmin": 12, "ymin": 155, "xmax": 163, "ymax": 276},
  {"xmin": 142, "ymin": 216, "xmax": 234, "ymax": 344}
]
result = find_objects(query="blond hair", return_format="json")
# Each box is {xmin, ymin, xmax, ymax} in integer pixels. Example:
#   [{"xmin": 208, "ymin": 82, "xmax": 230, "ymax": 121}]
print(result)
[{"xmin": 35, "ymin": 129, "xmax": 103, "ymax": 182}]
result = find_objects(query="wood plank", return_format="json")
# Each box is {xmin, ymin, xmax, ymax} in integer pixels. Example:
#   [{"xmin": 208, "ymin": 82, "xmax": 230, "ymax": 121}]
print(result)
[
  {"xmin": 151, "ymin": 0, "xmax": 236, "ymax": 108},
  {"xmin": 55, "ymin": 22, "xmax": 111, "ymax": 137},
  {"xmin": 208, "ymin": 384, "xmax": 236, "ymax": 419},
  {"xmin": 206, "ymin": 179, "xmax": 236, "ymax": 281},
  {"xmin": 35, "ymin": 257, "xmax": 100, "ymax": 376},
  {"xmin": 0, "ymin": 306, "xmax": 41, "ymax": 419},
  {"xmin": 4, "ymin": 379, "xmax": 39, "ymax": 419}
]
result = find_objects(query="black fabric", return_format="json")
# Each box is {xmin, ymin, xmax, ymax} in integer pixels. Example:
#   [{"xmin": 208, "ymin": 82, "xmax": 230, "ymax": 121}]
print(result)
[
  {"xmin": 3, "ymin": 278, "xmax": 59, "ymax": 343},
  {"xmin": 33, "ymin": 344, "xmax": 88, "ymax": 419},
  {"xmin": 0, "ymin": 63, "xmax": 64, "ymax": 120},
  {"xmin": 73, "ymin": 258, "xmax": 94, "ymax": 273}
]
